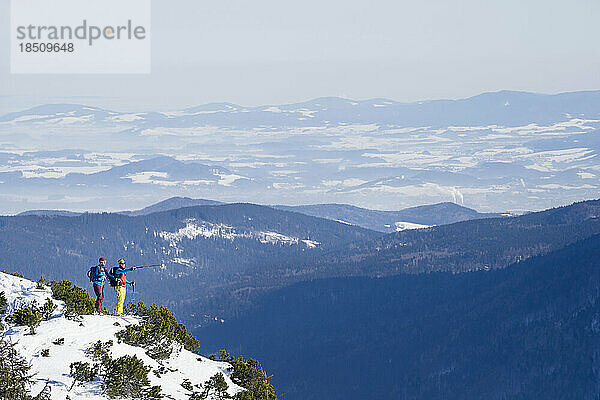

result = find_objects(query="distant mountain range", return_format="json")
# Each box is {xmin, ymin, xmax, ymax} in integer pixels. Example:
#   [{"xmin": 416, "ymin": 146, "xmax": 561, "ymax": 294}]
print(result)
[
  {"xmin": 312, "ymin": 198, "xmax": 600, "ymax": 276},
  {"xmin": 16, "ymin": 197, "xmax": 507, "ymax": 232},
  {"xmin": 1, "ymin": 90, "xmax": 599, "ymax": 214},
  {"xmin": 16, "ymin": 196, "xmax": 225, "ymax": 217},
  {"xmin": 273, "ymin": 202, "xmax": 507, "ymax": 232},
  {"xmin": 3, "ymin": 90, "xmax": 600, "ymax": 128},
  {"xmin": 120, "ymin": 197, "xmax": 224, "ymax": 216}
]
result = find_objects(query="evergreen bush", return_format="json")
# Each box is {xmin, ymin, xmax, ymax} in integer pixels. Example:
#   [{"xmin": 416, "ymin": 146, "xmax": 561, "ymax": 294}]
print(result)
[
  {"xmin": 50, "ymin": 280, "xmax": 95, "ymax": 316},
  {"xmin": 1, "ymin": 270, "xmax": 24, "ymax": 279},
  {"xmin": 6, "ymin": 303, "xmax": 43, "ymax": 334},
  {"xmin": 116, "ymin": 301, "xmax": 200, "ymax": 360},
  {"xmin": 0, "ymin": 337, "xmax": 33, "ymax": 399},
  {"xmin": 0, "ymin": 291, "xmax": 6, "ymax": 331},
  {"xmin": 103, "ymin": 355, "xmax": 161, "ymax": 399},
  {"xmin": 184, "ymin": 373, "xmax": 231, "ymax": 400},
  {"xmin": 202, "ymin": 373, "xmax": 230, "ymax": 399},
  {"xmin": 36, "ymin": 276, "xmax": 49, "ymax": 290},
  {"xmin": 213, "ymin": 350, "xmax": 277, "ymax": 400},
  {"xmin": 77, "ymin": 340, "xmax": 162, "ymax": 399},
  {"xmin": 0, "ymin": 291, "xmax": 7, "ymax": 315},
  {"xmin": 5, "ymin": 298, "xmax": 56, "ymax": 334},
  {"xmin": 69, "ymin": 361, "xmax": 96, "ymax": 390},
  {"xmin": 87, "ymin": 340, "xmax": 113, "ymax": 366},
  {"xmin": 40, "ymin": 298, "xmax": 57, "ymax": 320},
  {"xmin": 181, "ymin": 378, "xmax": 194, "ymax": 392}
]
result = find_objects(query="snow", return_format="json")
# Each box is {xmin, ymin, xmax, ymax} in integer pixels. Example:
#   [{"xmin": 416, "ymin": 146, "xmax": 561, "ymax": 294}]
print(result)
[
  {"xmin": 0, "ymin": 273, "xmax": 59, "ymax": 316},
  {"xmin": 172, "ymin": 257, "xmax": 196, "ymax": 267},
  {"xmin": 47, "ymin": 115, "xmax": 94, "ymax": 125},
  {"xmin": 301, "ymin": 239, "xmax": 321, "ymax": 248},
  {"xmin": 394, "ymin": 221, "xmax": 430, "ymax": 231},
  {"xmin": 216, "ymin": 172, "xmax": 249, "ymax": 186},
  {"xmin": 0, "ymin": 272, "xmax": 243, "ymax": 400},
  {"xmin": 578, "ymin": 171, "xmax": 596, "ymax": 179},
  {"xmin": 10, "ymin": 115, "xmax": 52, "ymax": 123},
  {"xmin": 158, "ymin": 218, "xmax": 320, "ymax": 248},
  {"xmin": 124, "ymin": 171, "xmax": 177, "ymax": 186},
  {"xmin": 334, "ymin": 219, "xmax": 353, "ymax": 225},
  {"xmin": 107, "ymin": 114, "xmax": 144, "ymax": 122}
]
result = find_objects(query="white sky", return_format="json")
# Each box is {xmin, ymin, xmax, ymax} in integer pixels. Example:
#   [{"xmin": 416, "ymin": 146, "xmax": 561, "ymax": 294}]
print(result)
[{"xmin": 1, "ymin": 0, "xmax": 599, "ymax": 112}]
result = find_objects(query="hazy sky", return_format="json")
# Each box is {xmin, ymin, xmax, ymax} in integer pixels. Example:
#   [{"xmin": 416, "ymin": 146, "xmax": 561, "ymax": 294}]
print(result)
[{"xmin": 1, "ymin": 0, "xmax": 599, "ymax": 112}]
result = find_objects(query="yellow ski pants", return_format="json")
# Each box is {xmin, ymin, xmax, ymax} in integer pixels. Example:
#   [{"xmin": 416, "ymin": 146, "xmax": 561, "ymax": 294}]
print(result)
[{"xmin": 115, "ymin": 285, "xmax": 126, "ymax": 315}]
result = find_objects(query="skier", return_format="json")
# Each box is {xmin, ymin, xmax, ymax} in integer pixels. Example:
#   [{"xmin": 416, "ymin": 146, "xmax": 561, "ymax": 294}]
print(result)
[
  {"xmin": 87, "ymin": 257, "xmax": 109, "ymax": 313},
  {"xmin": 111, "ymin": 258, "xmax": 136, "ymax": 316}
]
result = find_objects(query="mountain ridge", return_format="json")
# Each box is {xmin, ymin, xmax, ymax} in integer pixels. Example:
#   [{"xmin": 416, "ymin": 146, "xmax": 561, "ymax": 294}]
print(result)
[
  {"xmin": 4, "ymin": 89, "xmax": 600, "ymax": 128},
  {"xmin": 15, "ymin": 197, "xmax": 505, "ymax": 232}
]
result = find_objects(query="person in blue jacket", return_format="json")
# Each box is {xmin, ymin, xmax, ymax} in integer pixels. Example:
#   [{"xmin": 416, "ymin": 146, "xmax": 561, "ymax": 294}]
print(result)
[
  {"xmin": 112, "ymin": 258, "xmax": 136, "ymax": 315},
  {"xmin": 89, "ymin": 257, "xmax": 109, "ymax": 313}
]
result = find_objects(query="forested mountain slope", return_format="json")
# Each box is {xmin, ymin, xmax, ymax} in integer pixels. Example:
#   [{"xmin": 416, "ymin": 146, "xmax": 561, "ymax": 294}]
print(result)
[
  {"xmin": 309, "ymin": 199, "xmax": 600, "ymax": 276},
  {"xmin": 197, "ymin": 233, "xmax": 600, "ymax": 400}
]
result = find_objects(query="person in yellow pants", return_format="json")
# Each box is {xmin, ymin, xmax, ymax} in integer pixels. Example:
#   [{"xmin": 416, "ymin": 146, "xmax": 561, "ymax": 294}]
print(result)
[{"xmin": 112, "ymin": 259, "xmax": 136, "ymax": 316}]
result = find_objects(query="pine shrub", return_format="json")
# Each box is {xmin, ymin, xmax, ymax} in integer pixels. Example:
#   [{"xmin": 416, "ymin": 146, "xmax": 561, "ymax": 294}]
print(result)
[
  {"xmin": 0, "ymin": 291, "xmax": 6, "ymax": 331},
  {"xmin": 6, "ymin": 303, "xmax": 42, "ymax": 334},
  {"xmin": 52, "ymin": 338, "xmax": 65, "ymax": 345},
  {"xmin": 116, "ymin": 301, "xmax": 200, "ymax": 360},
  {"xmin": 0, "ymin": 291, "xmax": 7, "ymax": 315},
  {"xmin": 184, "ymin": 373, "xmax": 231, "ymax": 400},
  {"xmin": 50, "ymin": 280, "xmax": 95, "ymax": 316},
  {"xmin": 78, "ymin": 341, "xmax": 162, "ymax": 399},
  {"xmin": 1, "ymin": 270, "xmax": 24, "ymax": 278},
  {"xmin": 69, "ymin": 361, "xmax": 96, "ymax": 390},
  {"xmin": 86, "ymin": 340, "xmax": 113, "ymax": 368},
  {"xmin": 103, "ymin": 355, "xmax": 161, "ymax": 399},
  {"xmin": 36, "ymin": 276, "xmax": 49, "ymax": 290},
  {"xmin": 213, "ymin": 350, "xmax": 277, "ymax": 400},
  {"xmin": 203, "ymin": 373, "xmax": 230, "ymax": 399},
  {"xmin": 181, "ymin": 378, "xmax": 194, "ymax": 391},
  {"xmin": 0, "ymin": 337, "xmax": 34, "ymax": 399},
  {"xmin": 40, "ymin": 298, "xmax": 57, "ymax": 320},
  {"xmin": 5, "ymin": 299, "xmax": 56, "ymax": 334}
]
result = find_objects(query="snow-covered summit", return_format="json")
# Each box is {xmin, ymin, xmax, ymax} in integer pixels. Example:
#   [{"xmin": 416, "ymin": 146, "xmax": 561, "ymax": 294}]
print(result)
[{"xmin": 0, "ymin": 272, "xmax": 243, "ymax": 399}]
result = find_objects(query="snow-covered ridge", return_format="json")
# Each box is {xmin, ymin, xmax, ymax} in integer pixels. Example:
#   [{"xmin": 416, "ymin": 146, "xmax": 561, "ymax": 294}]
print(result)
[
  {"xmin": 0, "ymin": 273, "xmax": 243, "ymax": 400},
  {"xmin": 158, "ymin": 218, "xmax": 321, "ymax": 248},
  {"xmin": 394, "ymin": 221, "xmax": 430, "ymax": 231}
]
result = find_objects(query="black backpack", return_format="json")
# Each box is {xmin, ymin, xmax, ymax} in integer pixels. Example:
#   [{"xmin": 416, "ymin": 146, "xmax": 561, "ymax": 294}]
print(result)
[
  {"xmin": 87, "ymin": 266, "xmax": 98, "ymax": 282},
  {"xmin": 108, "ymin": 267, "xmax": 120, "ymax": 287}
]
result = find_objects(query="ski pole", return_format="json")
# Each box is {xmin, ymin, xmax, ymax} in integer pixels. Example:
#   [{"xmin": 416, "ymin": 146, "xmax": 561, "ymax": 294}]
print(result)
[{"xmin": 131, "ymin": 264, "xmax": 162, "ymax": 270}]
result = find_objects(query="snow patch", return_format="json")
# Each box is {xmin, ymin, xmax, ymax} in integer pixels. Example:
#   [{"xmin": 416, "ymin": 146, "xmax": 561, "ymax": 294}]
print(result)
[
  {"xmin": 107, "ymin": 114, "xmax": 144, "ymax": 122},
  {"xmin": 158, "ymin": 219, "xmax": 320, "ymax": 248},
  {"xmin": 577, "ymin": 171, "xmax": 596, "ymax": 179},
  {"xmin": 395, "ymin": 221, "xmax": 430, "ymax": 231}
]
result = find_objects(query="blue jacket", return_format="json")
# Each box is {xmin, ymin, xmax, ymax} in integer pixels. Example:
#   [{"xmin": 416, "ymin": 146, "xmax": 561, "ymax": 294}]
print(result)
[{"xmin": 92, "ymin": 265, "xmax": 109, "ymax": 286}]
